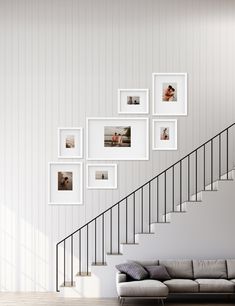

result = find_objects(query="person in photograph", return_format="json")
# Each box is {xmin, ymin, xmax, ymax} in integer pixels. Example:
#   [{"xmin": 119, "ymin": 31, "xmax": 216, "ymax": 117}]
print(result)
[
  {"xmin": 163, "ymin": 85, "xmax": 176, "ymax": 101},
  {"xmin": 161, "ymin": 128, "xmax": 169, "ymax": 140},
  {"xmin": 127, "ymin": 96, "xmax": 133, "ymax": 104},
  {"xmin": 111, "ymin": 132, "xmax": 118, "ymax": 146},
  {"xmin": 58, "ymin": 172, "xmax": 73, "ymax": 190},
  {"xmin": 117, "ymin": 133, "xmax": 123, "ymax": 146}
]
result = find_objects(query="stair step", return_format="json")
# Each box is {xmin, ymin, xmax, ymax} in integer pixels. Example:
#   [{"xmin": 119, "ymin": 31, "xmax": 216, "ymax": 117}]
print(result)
[
  {"xmin": 76, "ymin": 272, "xmax": 91, "ymax": 277},
  {"xmin": 151, "ymin": 221, "xmax": 171, "ymax": 224},
  {"xmin": 107, "ymin": 252, "xmax": 123, "ymax": 256},
  {"xmin": 121, "ymin": 243, "xmax": 139, "ymax": 245},
  {"xmin": 60, "ymin": 281, "xmax": 76, "ymax": 287},
  {"xmin": 136, "ymin": 232, "xmax": 155, "ymax": 234},
  {"xmin": 91, "ymin": 262, "xmax": 107, "ymax": 266}
]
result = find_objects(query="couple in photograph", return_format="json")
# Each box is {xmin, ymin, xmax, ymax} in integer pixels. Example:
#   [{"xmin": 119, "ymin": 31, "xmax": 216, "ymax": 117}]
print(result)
[
  {"xmin": 111, "ymin": 132, "xmax": 123, "ymax": 146},
  {"xmin": 163, "ymin": 85, "xmax": 176, "ymax": 101}
]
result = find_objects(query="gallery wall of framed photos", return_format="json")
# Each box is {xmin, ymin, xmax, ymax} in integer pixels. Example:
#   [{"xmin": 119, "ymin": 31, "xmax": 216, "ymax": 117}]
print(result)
[{"xmin": 48, "ymin": 72, "xmax": 187, "ymax": 205}]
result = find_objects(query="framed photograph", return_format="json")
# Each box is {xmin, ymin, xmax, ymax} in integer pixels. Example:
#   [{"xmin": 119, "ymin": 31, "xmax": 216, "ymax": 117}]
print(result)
[
  {"xmin": 86, "ymin": 117, "xmax": 149, "ymax": 160},
  {"xmin": 152, "ymin": 73, "xmax": 187, "ymax": 116},
  {"xmin": 118, "ymin": 89, "xmax": 149, "ymax": 114},
  {"xmin": 48, "ymin": 162, "xmax": 83, "ymax": 205},
  {"xmin": 87, "ymin": 164, "xmax": 117, "ymax": 189},
  {"xmin": 58, "ymin": 127, "xmax": 83, "ymax": 158},
  {"xmin": 152, "ymin": 119, "xmax": 177, "ymax": 150}
]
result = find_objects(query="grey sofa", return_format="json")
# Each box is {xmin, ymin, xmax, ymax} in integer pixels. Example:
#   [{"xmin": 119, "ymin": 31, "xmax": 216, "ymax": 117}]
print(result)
[{"xmin": 116, "ymin": 259, "xmax": 235, "ymax": 305}]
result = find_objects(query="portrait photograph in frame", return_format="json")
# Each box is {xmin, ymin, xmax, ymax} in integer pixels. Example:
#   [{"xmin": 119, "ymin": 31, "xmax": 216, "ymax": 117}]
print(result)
[
  {"xmin": 86, "ymin": 117, "xmax": 149, "ymax": 160},
  {"xmin": 87, "ymin": 164, "xmax": 117, "ymax": 189},
  {"xmin": 152, "ymin": 119, "xmax": 177, "ymax": 150},
  {"xmin": 58, "ymin": 127, "xmax": 83, "ymax": 158},
  {"xmin": 152, "ymin": 73, "xmax": 187, "ymax": 116},
  {"xmin": 48, "ymin": 162, "xmax": 83, "ymax": 205},
  {"xmin": 118, "ymin": 89, "xmax": 149, "ymax": 114}
]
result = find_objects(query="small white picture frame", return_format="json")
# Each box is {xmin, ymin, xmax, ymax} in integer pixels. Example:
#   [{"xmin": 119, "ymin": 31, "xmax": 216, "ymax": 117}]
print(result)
[
  {"xmin": 48, "ymin": 162, "xmax": 83, "ymax": 205},
  {"xmin": 58, "ymin": 127, "xmax": 83, "ymax": 158},
  {"xmin": 152, "ymin": 73, "xmax": 187, "ymax": 116},
  {"xmin": 86, "ymin": 117, "xmax": 149, "ymax": 160},
  {"xmin": 152, "ymin": 119, "xmax": 177, "ymax": 150},
  {"xmin": 118, "ymin": 89, "xmax": 149, "ymax": 114},
  {"xmin": 87, "ymin": 164, "xmax": 117, "ymax": 189}
]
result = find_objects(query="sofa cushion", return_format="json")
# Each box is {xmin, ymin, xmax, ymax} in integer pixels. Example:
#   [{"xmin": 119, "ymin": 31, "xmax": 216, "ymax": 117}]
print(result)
[
  {"xmin": 164, "ymin": 279, "xmax": 199, "ymax": 293},
  {"xmin": 116, "ymin": 262, "xmax": 148, "ymax": 280},
  {"xmin": 193, "ymin": 260, "xmax": 227, "ymax": 279},
  {"xmin": 229, "ymin": 279, "xmax": 235, "ymax": 284},
  {"xmin": 144, "ymin": 265, "xmax": 171, "ymax": 281},
  {"xmin": 159, "ymin": 260, "xmax": 193, "ymax": 279},
  {"xmin": 227, "ymin": 260, "xmax": 235, "ymax": 279},
  {"xmin": 195, "ymin": 279, "xmax": 234, "ymax": 293},
  {"xmin": 117, "ymin": 279, "xmax": 168, "ymax": 297}
]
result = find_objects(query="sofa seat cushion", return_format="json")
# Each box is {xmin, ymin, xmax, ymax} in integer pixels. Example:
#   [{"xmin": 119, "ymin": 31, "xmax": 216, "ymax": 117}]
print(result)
[
  {"xmin": 229, "ymin": 279, "xmax": 235, "ymax": 284},
  {"xmin": 163, "ymin": 279, "xmax": 199, "ymax": 293},
  {"xmin": 159, "ymin": 260, "xmax": 193, "ymax": 279},
  {"xmin": 196, "ymin": 279, "xmax": 234, "ymax": 293},
  {"xmin": 117, "ymin": 279, "xmax": 169, "ymax": 297}
]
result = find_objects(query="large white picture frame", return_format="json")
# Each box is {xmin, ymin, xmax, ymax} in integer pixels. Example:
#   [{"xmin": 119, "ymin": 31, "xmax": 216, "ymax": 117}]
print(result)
[
  {"xmin": 152, "ymin": 73, "xmax": 187, "ymax": 116},
  {"xmin": 48, "ymin": 162, "xmax": 83, "ymax": 205},
  {"xmin": 58, "ymin": 127, "xmax": 83, "ymax": 158},
  {"xmin": 152, "ymin": 119, "xmax": 177, "ymax": 150},
  {"xmin": 87, "ymin": 164, "xmax": 117, "ymax": 189},
  {"xmin": 86, "ymin": 117, "xmax": 149, "ymax": 160},
  {"xmin": 118, "ymin": 89, "xmax": 149, "ymax": 114}
]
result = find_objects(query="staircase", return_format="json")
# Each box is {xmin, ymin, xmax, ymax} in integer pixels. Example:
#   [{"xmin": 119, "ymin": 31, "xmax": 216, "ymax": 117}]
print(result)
[{"xmin": 56, "ymin": 123, "xmax": 235, "ymax": 297}]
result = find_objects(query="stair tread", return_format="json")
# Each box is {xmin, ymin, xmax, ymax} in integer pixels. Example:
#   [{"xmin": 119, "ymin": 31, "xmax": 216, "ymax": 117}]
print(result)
[
  {"xmin": 91, "ymin": 262, "xmax": 107, "ymax": 266},
  {"xmin": 76, "ymin": 272, "xmax": 91, "ymax": 277},
  {"xmin": 121, "ymin": 243, "xmax": 139, "ymax": 245},
  {"xmin": 107, "ymin": 252, "xmax": 123, "ymax": 255},
  {"xmin": 60, "ymin": 281, "xmax": 76, "ymax": 287},
  {"xmin": 136, "ymin": 232, "xmax": 155, "ymax": 234}
]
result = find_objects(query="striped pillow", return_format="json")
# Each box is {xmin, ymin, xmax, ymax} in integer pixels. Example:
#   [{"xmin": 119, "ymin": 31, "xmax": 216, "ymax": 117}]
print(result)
[{"xmin": 116, "ymin": 262, "xmax": 149, "ymax": 280}]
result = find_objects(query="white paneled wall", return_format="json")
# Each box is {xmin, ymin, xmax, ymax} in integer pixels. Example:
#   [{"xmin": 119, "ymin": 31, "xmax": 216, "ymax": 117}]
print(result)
[{"xmin": 0, "ymin": 0, "xmax": 234, "ymax": 291}]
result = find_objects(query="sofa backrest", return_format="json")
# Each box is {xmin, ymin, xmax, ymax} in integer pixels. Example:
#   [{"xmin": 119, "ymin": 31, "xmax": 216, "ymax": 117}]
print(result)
[
  {"xmin": 159, "ymin": 260, "xmax": 193, "ymax": 279},
  {"xmin": 193, "ymin": 259, "xmax": 227, "ymax": 279},
  {"xmin": 226, "ymin": 259, "xmax": 235, "ymax": 279}
]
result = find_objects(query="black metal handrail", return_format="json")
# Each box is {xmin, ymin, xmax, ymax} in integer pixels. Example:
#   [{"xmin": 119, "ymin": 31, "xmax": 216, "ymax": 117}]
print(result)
[{"xmin": 56, "ymin": 122, "xmax": 235, "ymax": 292}]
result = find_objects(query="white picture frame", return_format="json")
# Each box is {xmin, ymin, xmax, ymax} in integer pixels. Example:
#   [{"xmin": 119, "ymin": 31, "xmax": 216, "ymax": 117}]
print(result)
[
  {"xmin": 86, "ymin": 117, "xmax": 149, "ymax": 160},
  {"xmin": 48, "ymin": 162, "xmax": 83, "ymax": 205},
  {"xmin": 58, "ymin": 127, "xmax": 83, "ymax": 158},
  {"xmin": 118, "ymin": 89, "xmax": 149, "ymax": 114},
  {"xmin": 152, "ymin": 73, "xmax": 187, "ymax": 116},
  {"xmin": 152, "ymin": 119, "xmax": 177, "ymax": 150},
  {"xmin": 87, "ymin": 164, "xmax": 117, "ymax": 189}
]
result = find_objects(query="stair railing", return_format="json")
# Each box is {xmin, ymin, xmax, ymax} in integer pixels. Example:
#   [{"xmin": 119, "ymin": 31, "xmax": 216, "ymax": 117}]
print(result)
[{"xmin": 56, "ymin": 122, "xmax": 235, "ymax": 291}]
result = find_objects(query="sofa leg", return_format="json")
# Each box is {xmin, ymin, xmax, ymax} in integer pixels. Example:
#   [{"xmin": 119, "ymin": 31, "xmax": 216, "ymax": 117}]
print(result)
[
  {"xmin": 120, "ymin": 298, "xmax": 125, "ymax": 306},
  {"xmin": 160, "ymin": 299, "xmax": 165, "ymax": 306}
]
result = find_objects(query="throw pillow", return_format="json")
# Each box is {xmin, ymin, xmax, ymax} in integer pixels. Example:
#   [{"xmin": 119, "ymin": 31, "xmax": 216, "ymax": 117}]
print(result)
[
  {"xmin": 116, "ymin": 262, "xmax": 149, "ymax": 280},
  {"xmin": 144, "ymin": 265, "xmax": 171, "ymax": 281}
]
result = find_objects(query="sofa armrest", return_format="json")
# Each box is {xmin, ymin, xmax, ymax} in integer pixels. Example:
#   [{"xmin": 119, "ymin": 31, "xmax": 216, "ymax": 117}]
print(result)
[{"xmin": 116, "ymin": 272, "xmax": 127, "ymax": 284}]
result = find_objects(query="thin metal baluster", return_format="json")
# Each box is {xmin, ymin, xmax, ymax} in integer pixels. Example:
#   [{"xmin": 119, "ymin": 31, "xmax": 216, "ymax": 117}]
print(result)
[
  {"xmin": 64, "ymin": 240, "xmax": 66, "ymax": 285},
  {"xmin": 86, "ymin": 225, "xmax": 89, "ymax": 275},
  {"xmin": 133, "ymin": 193, "xmax": 135, "ymax": 243},
  {"xmin": 110, "ymin": 209, "xmax": 112, "ymax": 254},
  {"xmin": 164, "ymin": 172, "xmax": 167, "ymax": 222},
  {"xmin": 157, "ymin": 177, "xmax": 159, "ymax": 222},
  {"xmin": 102, "ymin": 214, "xmax": 104, "ymax": 264},
  {"xmin": 79, "ymin": 231, "xmax": 81, "ymax": 275},
  {"xmin": 172, "ymin": 167, "xmax": 174, "ymax": 212},
  {"xmin": 227, "ymin": 129, "xmax": 229, "ymax": 179},
  {"xmin": 71, "ymin": 235, "xmax": 73, "ymax": 286},
  {"xmin": 180, "ymin": 161, "xmax": 182, "ymax": 210},
  {"xmin": 94, "ymin": 219, "xmax": 97, "ymax": 265},
  {"xmin": 149, "ymin": 183, "xmax": 151, "ymax": 233},
  {"xmin": 56, "ymin": 244, "xmax": 58, "ymax": 292},
  {"xmin": 188, "ymin": 155, "xmax": 190, "ymax": 201},
  {"xmin": 126, "ymin": 198, "xmax": 128, "ymax": 243},
  {"xmin": 118, "ymin": 203, "xmax": 120, "ymax": 254},
  {"xmin": 141, "ymin": 188, "xmax": 144, "ymax": 232},
  {"xmin": 195, "ymin": 150, "xmax": 198, "ymax": 201},
  {"xmin": 203, "ymin": 145, "xmax": 206, "ymax": 190},
  {"xmin": 211, "ymin": 140, "xmax": 213, "ymax": 190},
  {"xmin": 219, "ymin": 134, "xmax": 221, "ymax": 179}
]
